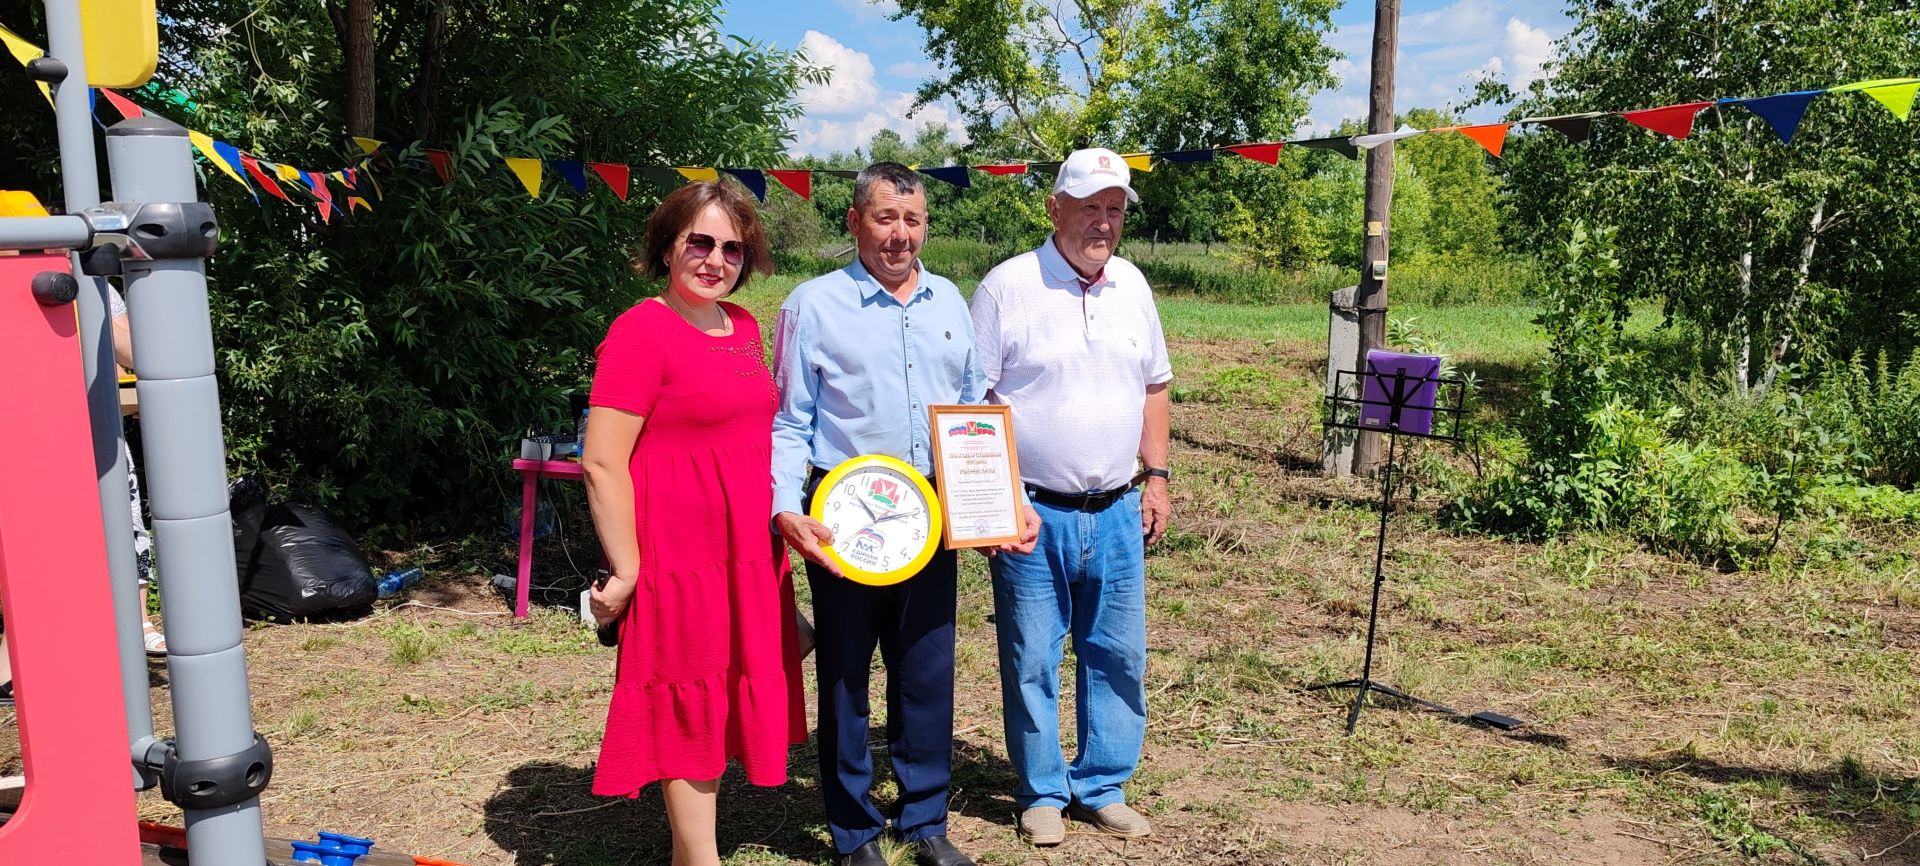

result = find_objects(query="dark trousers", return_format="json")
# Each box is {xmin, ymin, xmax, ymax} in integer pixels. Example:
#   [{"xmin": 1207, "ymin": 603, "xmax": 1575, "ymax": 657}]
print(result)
[{"xmin": 806, "ymin": 549, "xmax": 958, "ymax": 854}]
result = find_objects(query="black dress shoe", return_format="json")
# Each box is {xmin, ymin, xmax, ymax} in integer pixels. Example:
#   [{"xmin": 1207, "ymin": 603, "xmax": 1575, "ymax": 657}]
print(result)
[
  {"xmin": 912, "ymin": 835, "xmax": 977, "ymax": 866},
  {"xmin": 837, "ymin": 841, "xmax": 887, "ymax": 866}
]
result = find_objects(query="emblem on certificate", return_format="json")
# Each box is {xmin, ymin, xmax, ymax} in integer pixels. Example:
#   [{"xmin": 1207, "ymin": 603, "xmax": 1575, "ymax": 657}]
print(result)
[
  {"xmin": 810, "ymin": 455, "xmax": 944, "ymax": 586},
  {"xmin": 926, "ymin": 404, "xmax": 1024, "ymax": 548}
]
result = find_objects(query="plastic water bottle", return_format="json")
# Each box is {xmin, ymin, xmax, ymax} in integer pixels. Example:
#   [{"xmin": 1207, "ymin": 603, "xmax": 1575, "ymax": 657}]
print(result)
[{"xmin": 375, "ymin": 566, "xmax": 423, "ymax": 599}]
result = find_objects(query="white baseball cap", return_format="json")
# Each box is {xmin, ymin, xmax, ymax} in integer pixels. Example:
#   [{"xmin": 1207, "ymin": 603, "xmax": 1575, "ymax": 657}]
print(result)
[{"xmin": 1052, "ymin": 147, "xmax": 1139, "ymax": 203}]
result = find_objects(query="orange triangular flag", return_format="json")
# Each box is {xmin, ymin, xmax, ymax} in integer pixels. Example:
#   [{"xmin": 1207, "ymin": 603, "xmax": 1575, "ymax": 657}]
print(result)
[{"xmin": 1457, "ymin": 124, "xmax": 1510, "ymax": 157}]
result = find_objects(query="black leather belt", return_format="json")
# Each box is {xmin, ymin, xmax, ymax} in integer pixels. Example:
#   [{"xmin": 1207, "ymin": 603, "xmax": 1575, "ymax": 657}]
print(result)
[{"xmin": 1025, "ymin": 470, "xmax": 1152, "ymax": 512}]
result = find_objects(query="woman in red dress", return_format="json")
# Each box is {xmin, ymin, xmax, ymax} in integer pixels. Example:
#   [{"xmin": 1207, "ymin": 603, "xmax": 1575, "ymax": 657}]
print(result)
[{"xmin": 582, "ymin": 181, "xmax": 806, "ymax": 866}]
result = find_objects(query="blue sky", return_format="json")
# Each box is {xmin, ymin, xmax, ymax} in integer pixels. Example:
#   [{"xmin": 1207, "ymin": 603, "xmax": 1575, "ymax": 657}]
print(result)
[{"xmin": 716, "ymin": 0, "xmax": 1575, "ymax": 156}]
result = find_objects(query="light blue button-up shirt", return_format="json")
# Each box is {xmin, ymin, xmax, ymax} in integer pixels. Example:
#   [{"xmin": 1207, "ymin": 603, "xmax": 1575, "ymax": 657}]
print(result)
[{"xmin": 771, "ymin": 257, "xmax": 985, "ymax": 518}]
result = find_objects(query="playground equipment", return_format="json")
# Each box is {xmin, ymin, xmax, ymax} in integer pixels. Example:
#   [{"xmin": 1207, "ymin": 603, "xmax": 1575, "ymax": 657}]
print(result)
[{"xmin": 0, "ymin": 3, "xmax": 470, "ymax": 864}]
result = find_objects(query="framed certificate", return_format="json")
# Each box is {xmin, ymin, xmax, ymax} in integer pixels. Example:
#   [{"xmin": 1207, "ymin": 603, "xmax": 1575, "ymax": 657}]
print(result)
[{"xmin": 926, "ymin": 404, "xmax": 1024, "ymax": 548}]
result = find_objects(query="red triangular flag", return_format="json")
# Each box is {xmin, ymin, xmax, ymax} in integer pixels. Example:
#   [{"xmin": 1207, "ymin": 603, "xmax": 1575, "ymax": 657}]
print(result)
[
  {"xmin": 586, "ymin": 162, "xmax": 629, "ymax": 201},
  {"xmin": 307, "ymin": 171, "xmax": 336, "ymax": 221},
  {"xmin": 239, "ymin": 153, "xmax": 290, "ymax": 202},
  {"xmin": 1220, "ymin": 143, "xmax": 1284, "ymax": 165},
  {"xmin": 1457, "ymin": 123, "xmax": 1510, "ymax": 157},
  {"xmin": 767, "ymin": 169, "xmax": 812, "ymax": 200},
  {"xmin": 424, "ymin": 149, "xmax": 454, "ymax": 184},
  {"xmin": 975, "ymin": 163, "xmax": 1029, "ymax": 176},
  {"xmin": 98, "ymin": 88, "xmax": 144, "ymax": 120},
  {"xmin": 1621, "ymin": 101, "xmax": 1714, "ymax": 139}
]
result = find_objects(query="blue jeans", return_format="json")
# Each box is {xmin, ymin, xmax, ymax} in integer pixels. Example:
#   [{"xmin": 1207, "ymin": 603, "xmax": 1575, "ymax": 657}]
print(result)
[{"xmin": 990, "ymin": 487, "xmax": 1147, "ymax": 811}]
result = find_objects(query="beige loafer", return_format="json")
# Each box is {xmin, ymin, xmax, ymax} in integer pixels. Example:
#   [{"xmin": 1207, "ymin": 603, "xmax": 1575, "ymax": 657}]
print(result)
[
  {"xmin": 1017, "ymin": 806, "xmax": 1066, "ymax": 846},
  {"xmin": 1067, "ymin": 801, "xmax": 1152, "ymax": 838}
]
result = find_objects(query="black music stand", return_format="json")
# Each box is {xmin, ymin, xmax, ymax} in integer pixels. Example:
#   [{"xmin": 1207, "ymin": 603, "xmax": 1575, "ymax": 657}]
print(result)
[{"xmin": 1307, "ymin": 360, "xmax": 1471, "ymax": 735}]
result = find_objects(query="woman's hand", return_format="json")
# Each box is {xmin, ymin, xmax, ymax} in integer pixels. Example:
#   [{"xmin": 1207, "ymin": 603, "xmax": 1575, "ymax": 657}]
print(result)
[{"xmin": 590, "ymin": 573, "xmax": 638, "ymax": 626}]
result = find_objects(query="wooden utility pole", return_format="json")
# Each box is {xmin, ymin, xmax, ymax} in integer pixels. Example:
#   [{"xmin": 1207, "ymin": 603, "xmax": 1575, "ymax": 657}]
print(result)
[{"xmin": 1351, "ymin": 0, "xmax": 1400, "ymax": 477}]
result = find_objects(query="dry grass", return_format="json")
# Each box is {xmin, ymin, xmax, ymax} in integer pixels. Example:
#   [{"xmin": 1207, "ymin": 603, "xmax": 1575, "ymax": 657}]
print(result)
[{"xmin": 4, "ymin": 311, "xmax": 1918, "ymax": 866}]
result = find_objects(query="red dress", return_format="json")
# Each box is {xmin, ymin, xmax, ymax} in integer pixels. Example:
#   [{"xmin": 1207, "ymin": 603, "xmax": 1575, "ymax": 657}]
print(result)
[{"xmin": 587, "ymin": 299, "xmax": 806, "ymax": 794}]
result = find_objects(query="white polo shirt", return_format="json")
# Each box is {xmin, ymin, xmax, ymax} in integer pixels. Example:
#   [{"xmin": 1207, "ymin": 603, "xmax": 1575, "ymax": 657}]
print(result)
[{"xmin": 970, "ymin": 236, "xmax": 1173, "ymax": 494}]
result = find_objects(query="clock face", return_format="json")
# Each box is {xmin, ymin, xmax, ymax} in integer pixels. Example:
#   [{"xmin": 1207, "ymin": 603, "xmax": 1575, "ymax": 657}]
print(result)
[{"xmin": 812, "ymin": 458, "xmax": 941, "ymax": 584}]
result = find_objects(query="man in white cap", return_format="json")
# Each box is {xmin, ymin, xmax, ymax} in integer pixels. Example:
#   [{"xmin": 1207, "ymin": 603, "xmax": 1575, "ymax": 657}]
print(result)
[{"xmin": 968, "ymin": 147, "xmax": 1173, "ymax": 846}]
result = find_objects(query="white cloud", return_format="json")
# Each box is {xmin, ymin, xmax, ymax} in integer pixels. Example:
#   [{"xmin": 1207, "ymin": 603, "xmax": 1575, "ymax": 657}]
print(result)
[
  {"xmin": 1503, "ymin": 17, "xmax": 1554, "ymax": 90},
  {"xmin": 1300, "ymin": 0, "xmax": 1568, "ymax": 135},
  {"xmin": 796, "ymin": 30, "xmax": 883, "ymax": 117},
  {"xmin": 790, "ymin": 32, "xmax": 969, "ymax": 155}
]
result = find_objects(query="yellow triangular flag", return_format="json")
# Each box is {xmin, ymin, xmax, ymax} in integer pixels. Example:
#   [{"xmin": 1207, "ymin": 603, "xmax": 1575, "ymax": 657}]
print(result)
[
  {"xmin": 187, "ymin": 130, "xmax": 249, "ymax": 189},
  {"xmin": 1122, "ymin": 153, "xmax": 1154, "ymax": 173},
  {"xmin": 1864, "ymin": 81, "xmax": 1920, "ymax": 121},
  {"xmin": 329, "ymin": 170, "xmax": 349, "ymax": 186},
  {"xmin": 352, "ymin": 136, "xmax": 384, "ymax": 156},
  {"xmin": 504, "ymin": 157, "xmax": 544, "ymax": 198},
  {"xmin": 274, "ymin": 162, "xmax": 302, "ymax": 182},
  {"xmin": 347, "ymin": 195, "xmax": 371, "ymax": 213},
  {"xmin": 0, "ymin": 24, "xmax": 54, "ymax": 107},
  {"xmin": 676, "ymin": 167, "xmax": 719, "ymax": 183}
]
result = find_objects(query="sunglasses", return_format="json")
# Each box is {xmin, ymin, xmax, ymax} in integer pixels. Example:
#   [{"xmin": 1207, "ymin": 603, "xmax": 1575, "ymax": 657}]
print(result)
[{"xmin": 682, "ymin": 232, "xmax": 745, "ymax": 267}]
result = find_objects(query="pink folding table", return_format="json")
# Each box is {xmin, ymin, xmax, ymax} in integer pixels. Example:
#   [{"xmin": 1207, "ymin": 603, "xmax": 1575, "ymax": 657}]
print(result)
[{"xmin": 508, "ymin": 458, "xmax": 586, "ymax": 619}]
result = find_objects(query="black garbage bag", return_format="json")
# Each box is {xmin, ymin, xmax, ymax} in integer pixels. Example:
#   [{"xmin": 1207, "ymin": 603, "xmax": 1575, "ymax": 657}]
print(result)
[{"xmin": 230, "ymin": 477, "xmax": 377, "ymax": 620}]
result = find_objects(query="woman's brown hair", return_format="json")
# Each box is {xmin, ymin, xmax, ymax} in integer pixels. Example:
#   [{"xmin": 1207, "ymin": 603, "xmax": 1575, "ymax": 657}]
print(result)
[{"xmin": 635, "ymin": 180, "xmax": 774, "ymax": 294}]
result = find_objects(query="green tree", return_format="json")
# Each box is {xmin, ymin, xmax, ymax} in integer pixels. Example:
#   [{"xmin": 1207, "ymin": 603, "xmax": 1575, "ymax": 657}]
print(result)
[
  {"xmin": 1496, "ymin": 0, "xmax": 1920, "ymax": 395},
  {"xmin": 890, "ymin": 0, "xmax": 1339, "ymax": 155},
  {"xmin": 3, "ymin": 0, "xmax": 804, "ymax": 531}
]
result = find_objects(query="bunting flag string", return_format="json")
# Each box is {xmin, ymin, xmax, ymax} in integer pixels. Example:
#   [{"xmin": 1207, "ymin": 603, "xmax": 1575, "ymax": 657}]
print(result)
[{"xmin": 5, "ymin": 24, "xmax": 1918, "ymax": 217}]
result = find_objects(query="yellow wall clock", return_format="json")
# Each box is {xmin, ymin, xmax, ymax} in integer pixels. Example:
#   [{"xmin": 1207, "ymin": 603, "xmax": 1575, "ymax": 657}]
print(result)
[{"xmin": 809, "ymin": 455, "xmax": 943, "ymax": 586}]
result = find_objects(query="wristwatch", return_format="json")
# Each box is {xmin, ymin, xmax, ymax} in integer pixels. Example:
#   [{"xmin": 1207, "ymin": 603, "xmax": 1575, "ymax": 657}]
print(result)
[{"xmin": 1144, "ymin": 467, "xmax": 1172, "ymax": 482}]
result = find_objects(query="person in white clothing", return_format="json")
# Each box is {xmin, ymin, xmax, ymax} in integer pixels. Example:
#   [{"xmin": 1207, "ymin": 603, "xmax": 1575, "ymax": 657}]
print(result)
[{"xmin": 968, "ymin": 147, "xmax": 1172, "ymax": 846}]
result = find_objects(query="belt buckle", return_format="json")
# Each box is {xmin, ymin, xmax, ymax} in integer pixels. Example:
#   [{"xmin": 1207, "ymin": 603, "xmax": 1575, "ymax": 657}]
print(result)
[{"xmin": 1078, "ymin": 491, "xmax": 1099, "ymax": 511}]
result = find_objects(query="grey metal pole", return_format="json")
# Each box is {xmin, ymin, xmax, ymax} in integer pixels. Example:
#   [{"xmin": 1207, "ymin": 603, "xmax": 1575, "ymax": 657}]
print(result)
[
  {"xmin": 0, "ymin": 214, "xmax": 91, "ymax": 248},
  {"xmin": 107, "ymin": 115, "xmax": 271, "ymax": 866},
  {"xmin": 39, "ymin": 0, "xmax": 160, "ymax": 789}
]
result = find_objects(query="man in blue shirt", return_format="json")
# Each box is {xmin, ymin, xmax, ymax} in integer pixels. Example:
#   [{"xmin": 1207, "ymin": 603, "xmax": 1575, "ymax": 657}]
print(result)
[{"xmin": 772, "ymin": 162, "xmax": 1037, "ymax": 866}]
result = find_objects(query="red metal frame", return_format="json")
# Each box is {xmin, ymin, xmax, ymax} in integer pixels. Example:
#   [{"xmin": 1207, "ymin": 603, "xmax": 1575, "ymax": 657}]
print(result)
[{"xmin": 0, "ymin": 252, "xmax": 141, "ymax": 863}]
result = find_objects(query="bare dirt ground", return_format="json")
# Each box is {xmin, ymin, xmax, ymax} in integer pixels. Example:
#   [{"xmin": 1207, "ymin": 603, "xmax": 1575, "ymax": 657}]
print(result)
[{"xmin": 5, "ymin": 331, "xmax": 1917, "ymax": 866}]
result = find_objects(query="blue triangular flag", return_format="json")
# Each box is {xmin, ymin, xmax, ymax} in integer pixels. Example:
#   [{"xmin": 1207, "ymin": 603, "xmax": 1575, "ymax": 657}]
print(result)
[
  {"xmin": 918, "ymin": 165, "xmax": 971, "ymax": 189},
  {"xmin": 719, "ymin": 168, "xmax": 767, "ymax": 201},
  {"xmin": 1159, "ymin": 149, "xmax": 1215, "ymax": 163},
  {"xmin": 1721, "ymin": 90, "xmax": 1822, "ymax": 145},
  {"xmin": 551, "ymin": 160, "xmax": 589, "ymax": 194},
  {"xmin": 210, "ymin": 139, "xmax": 258, "ymax": 202}
]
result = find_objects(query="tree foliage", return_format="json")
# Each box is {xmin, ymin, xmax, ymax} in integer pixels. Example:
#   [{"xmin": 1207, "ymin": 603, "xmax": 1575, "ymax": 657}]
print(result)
[
  {"xmin": 1495, "ymin": 0, "xmax": 1920, "ymax": 394},
  {"xmin": 3, "ymin": 0, "xmax": 803, "ymax": 533},
  {"xmin": 890, "ymin": 0, "xmax": 1340, "ymax": 155}
]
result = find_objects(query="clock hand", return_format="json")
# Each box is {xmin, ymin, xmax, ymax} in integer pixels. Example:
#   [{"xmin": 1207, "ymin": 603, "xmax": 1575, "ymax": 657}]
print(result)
[{"xmin": 872, "ymin": 508, "xmax": 923, "ymax": 525}]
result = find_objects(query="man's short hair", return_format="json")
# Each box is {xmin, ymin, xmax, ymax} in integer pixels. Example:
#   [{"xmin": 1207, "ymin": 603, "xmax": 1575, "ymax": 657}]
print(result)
[{"xmin": 852, "ymin": 162, "xmax": 925, "ymax": 212}]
